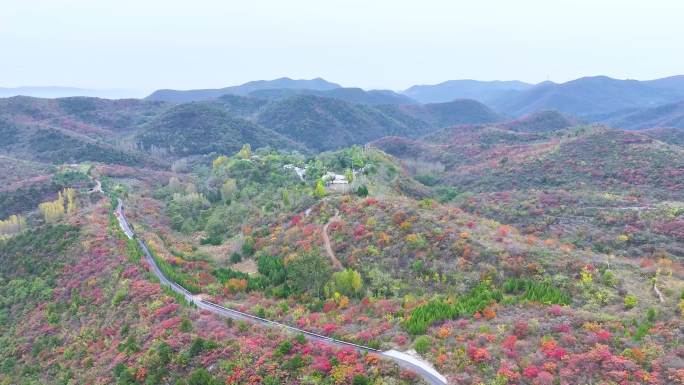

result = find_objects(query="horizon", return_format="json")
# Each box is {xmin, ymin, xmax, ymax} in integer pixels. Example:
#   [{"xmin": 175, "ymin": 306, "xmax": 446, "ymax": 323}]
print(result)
[
  {"xmin": 2, "ymin": 0, "xmax": 683, "ymax": 93},
  {"xmin": 2, "ymin": 73, "xmax": 684, "ymax": 100}
]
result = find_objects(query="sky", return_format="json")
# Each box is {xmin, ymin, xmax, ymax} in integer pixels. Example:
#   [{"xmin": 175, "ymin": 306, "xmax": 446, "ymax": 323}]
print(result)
[{"xmin": 2, "ymin": 0, "xmax": 683, "ymax": 95}]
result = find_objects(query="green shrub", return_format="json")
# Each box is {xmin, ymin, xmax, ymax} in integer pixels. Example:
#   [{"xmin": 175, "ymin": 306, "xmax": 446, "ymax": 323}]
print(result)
[
  {"xmin": 624, "ymin": 294, "xmax": 638, "ymax": 309},
  {"xmin": 276, "ymin": 340, "xmax": 292, "ymax": 356},
  {"xmin": 503, "ymin": 278, "xmax": 571, "ymax": 305},
  {"xmin": 414, "ymin": 336, "xmax": 432, "ymax": 354},
  {"xmin": 352, "ymin": 374, "xmax": 370, "ymax": 385},
  {"xmin": 112, "ymin": 288, "xmax": 127, "ymax": 306},
  {"xmin": 230, "ymin": 252, "xmax": 242, "ymax": 264}
]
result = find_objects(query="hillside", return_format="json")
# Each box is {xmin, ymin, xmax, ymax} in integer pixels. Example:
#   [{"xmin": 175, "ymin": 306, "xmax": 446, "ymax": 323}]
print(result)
[
  {"xmin": 373, "ymin": 125, "xmax": 684, "ymax": 259},
  {"xmin": 137, "ymin": 103, "xmax": 305, "ymax": 156},
  {"xmin": 403, "ymin": 80, "xmax": 533, "ymax": 104},
  {"xmin": 492, "ymin": 76, "xmax": 684, "ymax": 117},
  {"xmin": 500, "ymin": 110, "xmax": 580, "ymax": 132},
  {"xmin": 0, "ymin": 119, "xmax": 149, "ymax": 166},
  {"xmin": 145, "ymin": 77, "xmax": 341, "ymax": 102},
  {"xmin": 249, "ymin": 87, "xmax": 416, "ymax": 105},
  {"xmin": 378, "ymin": 99, "xmax": 502, "ymax": 128},
  {"xmin": 640, "ymin": 127, "xmax": 684, "ymax": 146},
  {"xmin": 255, "ymin": 95, "xmax": 432, "ymax": 151},
  {"xmin": 600, "ymin": 100, "xmax": 684, "ymax": 130},
  {"xmin": 0, "ymin": 96, "xmax": 170, "ymax": 139}
]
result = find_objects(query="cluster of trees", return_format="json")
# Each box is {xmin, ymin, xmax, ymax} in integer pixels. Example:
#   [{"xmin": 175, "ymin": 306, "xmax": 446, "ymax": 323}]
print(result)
[
  {"xmin": 38, "ymin": 188, "xmax": 77, "ymax": 222},
  {"xmin": 0, "ymin": 214, "xmax": 26, "ymax": 238}
]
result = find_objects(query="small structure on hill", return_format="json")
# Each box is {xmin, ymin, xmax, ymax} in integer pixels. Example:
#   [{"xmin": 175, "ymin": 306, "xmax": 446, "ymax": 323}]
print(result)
[
  {"xmin": 322, "ymin": 172, "xmax": 349, "ymax": 185},
  {"xmin": 283, "ymin": 164, "xmax": 306, "ymax": 182}
]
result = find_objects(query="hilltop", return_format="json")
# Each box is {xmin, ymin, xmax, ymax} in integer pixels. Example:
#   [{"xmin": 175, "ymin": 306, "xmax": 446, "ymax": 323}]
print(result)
[
  {"xmin": 491, "ymin": 76, "xmax": 684, "ymax": 117},
  {"xmin": 145, "ymin": 77, "xmax": 342, "ymax": 102},
  {"xmin": 403, "ymin": 79, "xmax": 533, "ymax": 104}
]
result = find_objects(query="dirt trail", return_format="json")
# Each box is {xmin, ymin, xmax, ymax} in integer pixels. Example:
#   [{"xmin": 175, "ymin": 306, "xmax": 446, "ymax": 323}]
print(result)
[{"xmin": 322, "ymin": 209, "xmax": 344, "ymax": 270}]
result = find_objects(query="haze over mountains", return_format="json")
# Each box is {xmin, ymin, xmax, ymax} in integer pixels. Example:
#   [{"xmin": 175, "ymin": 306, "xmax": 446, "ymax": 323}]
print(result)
[
  {"xmin": 141, "ymin": 75, "xmax": 684, "ymax": 129},
  {"xmin": 2, "ymin": 74, "xmax": 684, "ymax": 163}
]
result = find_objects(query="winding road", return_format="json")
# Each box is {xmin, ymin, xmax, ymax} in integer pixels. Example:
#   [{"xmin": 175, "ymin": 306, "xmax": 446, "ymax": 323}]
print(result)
[
  {"xmin": 114, "ymin": 198, "xmax": 447, "ymax": 385},
  {"xmin": 322, "ymin": 209, "xmax": 344, "ymax": 270}
]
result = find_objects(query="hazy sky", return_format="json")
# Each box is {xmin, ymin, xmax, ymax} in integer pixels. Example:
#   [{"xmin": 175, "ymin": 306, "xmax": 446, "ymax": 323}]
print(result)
[{"xmin": 2, "ymin": 0, "xmax": 683, "ymax": 94}]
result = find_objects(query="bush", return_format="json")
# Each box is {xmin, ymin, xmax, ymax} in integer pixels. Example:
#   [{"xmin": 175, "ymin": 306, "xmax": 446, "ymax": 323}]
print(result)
[
  {"xmin": 230, "ymin": 252, "xmax": 242, "ymax": 264},
  {"xmin": 503, "ymin": 278, "xmax": 571, "ymax": 305},
  {"xmin": 414, "ymin": 336, "xmax": 432, "ymax": 354},
  {"xmin": 356, "ymin": 185, "xmax": 369, "ymax": 197},
  {"xmin": 241, "ymin": 236, "xmax": 255, "ymax": 256},
  {"xmin": 276, "ymin": 340, "xmax": 292, "ymax": 356},
  {"xmin": 187, "ymin": 368, "xmax": 218, "ymax": 385},
  {"xmin": 624, "ymin": 294, "xmax": 638, "ymax": 309},
  {"xmin": 352, "ymin": 374, "xmax": 370, "ymax": 385},
  {"xmin": 405, "ymin": 283, "xmax": 502, "ymax": 335}
]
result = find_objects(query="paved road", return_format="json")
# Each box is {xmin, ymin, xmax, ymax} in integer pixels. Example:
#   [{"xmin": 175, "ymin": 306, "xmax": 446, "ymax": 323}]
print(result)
[{"xmin": 115, "ymin": 198, "xmax": 447, "ymax": 385}]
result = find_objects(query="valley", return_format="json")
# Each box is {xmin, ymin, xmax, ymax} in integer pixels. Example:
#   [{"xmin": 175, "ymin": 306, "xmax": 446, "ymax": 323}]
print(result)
[{"xmin": 1, "ymin": 76, "xmax": 683, "ymax": 385}]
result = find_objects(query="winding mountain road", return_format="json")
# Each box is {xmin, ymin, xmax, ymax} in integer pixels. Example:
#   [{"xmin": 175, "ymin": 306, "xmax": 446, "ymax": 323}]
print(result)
[
  {"xmin": 114, "ymin": 198, "xmax": 447, "ymax": 385},
  {"xmin": 322, "ymin": 209, "xmax": 344, "ymax": 270}
]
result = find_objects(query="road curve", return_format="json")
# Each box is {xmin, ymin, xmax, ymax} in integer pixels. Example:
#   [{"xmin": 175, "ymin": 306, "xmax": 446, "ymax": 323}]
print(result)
[
  {"xmin": 322, "ymin": 209, "xmax": 344, "ymax": 270},
  {"xmin": 114, "ymin": 198, "xmax": 447, "ymax": 385}
]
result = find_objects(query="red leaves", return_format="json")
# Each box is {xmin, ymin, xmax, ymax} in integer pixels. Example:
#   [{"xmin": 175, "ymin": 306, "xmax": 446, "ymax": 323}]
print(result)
[
  {"xmin": 336, "ymin": 346, "xmax": 359, "ymax": 365},
  {"xmin": 311, "ymin": 356, "xmax": 332, "ymax": 372},
  {"xmin": 159, "ymin": 316, "xmax": 182, "ymax": 330},
  {"xmin": 153, "ymin": 303, "xmax": 180, "ymax": 319},
  {"xmin": 322, "ymin": 323, "xmax": 338, "ymax": 336},
  {"xmin": 289, "ymin": 214, "xmax": 302, "ymax": 227},
  {"xmin": 524, "ymin": 365, "xmax": 540, "ymax": 378},
  {"xmin": 467, "ymin": 344, "xmax": 491, "ymax": 363}
]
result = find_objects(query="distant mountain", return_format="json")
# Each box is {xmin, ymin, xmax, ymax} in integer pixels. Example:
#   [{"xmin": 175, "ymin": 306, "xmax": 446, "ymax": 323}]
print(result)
[
  {"xmin": 500, "ymin": 110, "xmax": 580, "ymax": 132},
  {"xmin": 643, "ymin": 75, "xmax": 684, "ymax": 91},
  {"xmin": 255, "ymin": 95, "xmax": 431, "ymax": 152},
  {"xmin": 0, "ymin": 86, "xmax": 144, "ymax": 99},
  {"xmin": 403, "ymin": 80, "xmax": 533, "ymax": 104},
  {"xmin": 378, "ymin": 99, "xmax": 502, "ymax": 127},
  {"xmin": 137, "ymin": 103, "xmax": 305, "ymax": 156},
  {"xmin": 492, "ymin": 76, "xmax": 684, "ymax": 117},
  {"xmin": 599, "ymin": 100, "xmax": 684, "ymax": 130},
  {"xmin": 145, "ymin": 77, "xmax": 341, "ymax": 102},
  {"xmin": 249, "ymin": 87, "xmax": 416, "ymax": 105}
]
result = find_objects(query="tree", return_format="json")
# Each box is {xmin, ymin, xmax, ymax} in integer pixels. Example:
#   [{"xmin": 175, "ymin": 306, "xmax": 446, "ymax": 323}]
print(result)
[
  {"xmin": 237, "ymin": 144, "xmax": 251, "ymax": 159},
  {"xmin": 0, "ymin": 215, "xmax": 26, "ymax": 237},
  {"xmin": 220, "ymin": 179, "xmax": 237, "ymax": 201},
  {"xmin": 287, "ymin": 253, "xmax": 332, "ymax": 298},
  {"xmin": 65, "ymin": 188, "xmax": 76, "ymax": 214},
  {"xmin": 39, "ymin": 191, "xmax": 66, "ymax": 222},
  {"xmin": 345, "ymin": 169, "xmax": 354, "ymax": 184},
  {"xmin": 356, "ymin": 185, "xmax": 368, "ymax": 197},
  {"xmin": 187, "ymin": 368, "xmax": 218, "ymax": 385},
  {"xmin": 328, "ymin": 269, "xmax": 363, "ymax": 298},
  {"xmin": 212, "ymin": 155, "xmax": 229, "ymax": 169},
  {"xmin": 282, "ymin": 189, "xmax": 290, "ymax": 207},
  {"xmin": 314, "ymin": 180, "xmax": 326, "ymax": 199}
]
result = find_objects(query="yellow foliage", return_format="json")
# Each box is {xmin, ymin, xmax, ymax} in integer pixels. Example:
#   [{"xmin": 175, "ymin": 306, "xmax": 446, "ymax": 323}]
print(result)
[
  {"xmin": 0, "ymin": 214, "xmax": 26, "ymax": 237},
  {"xmin": 39, "ymin": 188, "xmax": 76, "ymax": 222},
  {"xmin": 212, "ymin": 155, "xmax": 229, "ymax": 169}
]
